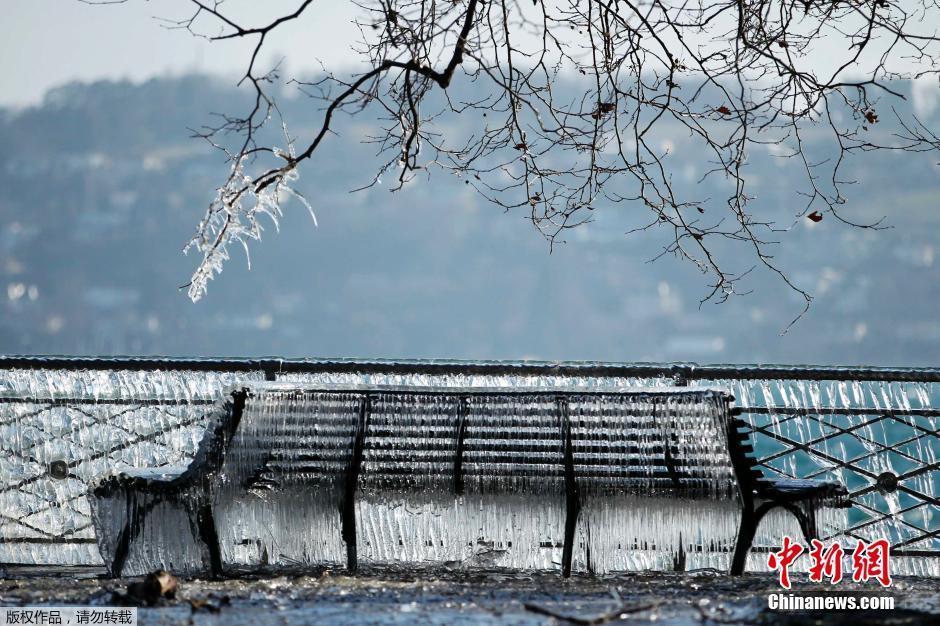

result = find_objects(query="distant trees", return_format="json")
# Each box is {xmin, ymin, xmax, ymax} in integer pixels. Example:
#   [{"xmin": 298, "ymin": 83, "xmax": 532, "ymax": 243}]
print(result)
[{"xmin": 102, "ymin": 1, "xmax": 940, "ymax": 322}]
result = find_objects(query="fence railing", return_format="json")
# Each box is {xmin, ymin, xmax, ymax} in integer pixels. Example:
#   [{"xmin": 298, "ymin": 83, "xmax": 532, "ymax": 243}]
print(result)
[{"xmin": 1, "ymin": 356, "xmax": 937, "ymax": 574}]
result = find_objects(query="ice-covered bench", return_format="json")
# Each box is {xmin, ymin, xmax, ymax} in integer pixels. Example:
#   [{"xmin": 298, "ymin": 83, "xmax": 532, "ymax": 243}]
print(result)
[{"xmin": 89, "ymin": 384, "xmax": 848, "ymax": 577}]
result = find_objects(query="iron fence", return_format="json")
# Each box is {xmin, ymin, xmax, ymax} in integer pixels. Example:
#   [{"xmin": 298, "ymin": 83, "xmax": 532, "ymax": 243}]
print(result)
[{"xmin": 0, "ymin": 356, "xmax": 937, "ymax": 573}]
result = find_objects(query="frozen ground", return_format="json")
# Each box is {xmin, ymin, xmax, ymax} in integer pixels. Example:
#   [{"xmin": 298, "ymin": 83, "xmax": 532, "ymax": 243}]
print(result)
[{"xmin": 1, "ymin": 568, "xmax": 937, "ymax": 626}]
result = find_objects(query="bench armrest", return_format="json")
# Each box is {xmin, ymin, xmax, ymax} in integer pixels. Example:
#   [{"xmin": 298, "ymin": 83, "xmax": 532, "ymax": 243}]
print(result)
[{"xmin": 756, "ymin": 477, "xmax": 851, "ymax": 508}]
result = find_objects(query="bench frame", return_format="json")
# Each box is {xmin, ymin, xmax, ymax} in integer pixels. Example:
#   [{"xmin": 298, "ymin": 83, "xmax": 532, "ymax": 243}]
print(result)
[
  {"xmin": 725, "ymin": 415, "xmax": 849, "ymax": 574},
  {"xmin": 98, "ymin": 391, "xmax": 248, "ymax": 577},
  {"xmin": 93, "ymin": 386, "xmax": 848, "ymax": 577}
]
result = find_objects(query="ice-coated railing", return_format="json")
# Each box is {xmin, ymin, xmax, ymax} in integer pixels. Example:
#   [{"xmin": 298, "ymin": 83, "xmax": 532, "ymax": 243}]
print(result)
[
  {"xmin": 0, "ymin": 363, "xmax": 267, "ymax": 566},
  {"xmin": 0, "ymin": 357, "xmax": 938, "ymax": 575}
]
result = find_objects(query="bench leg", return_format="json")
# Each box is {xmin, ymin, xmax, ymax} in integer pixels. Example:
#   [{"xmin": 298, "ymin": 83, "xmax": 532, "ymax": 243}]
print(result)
[
  {"xmin": 779, "ymin": 502, "xmax": 818, "ymax": 545},
  {"xmin": 732, "ymin": 500, "xmax": 821, "ymax": 575},
  {"xmin": 561, "ymin": 497, "xmax": 581, "ymax": 577},
  {"xmin": 111, "ymin": 493, "xmax": 152, "ymax": 577},
  {"xmin": 110, "ymin": 523, "xmax": 133, "ymax": 578},
  {"xmin": 585, "ymin": 530, "xmax": 595, "ymax": 576},
  {"xmin": 730, "ymin": 502, "xmax": 774, "ymax": 575},
  {"xmin": 730, "ymin": 514, "xmax": 755, "ymax": 575},
  {"xmin": 195, "ymin": 502, "xmax": 223, "ymax": 578},
  {"xmin": 340, "ymin": 395, "xmax": 370, "ymax": 573}
]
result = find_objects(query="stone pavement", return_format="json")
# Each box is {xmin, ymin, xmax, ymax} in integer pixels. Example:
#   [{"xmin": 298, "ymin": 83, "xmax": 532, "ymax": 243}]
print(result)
[{"xmin": 1, "ymin": 568, "xmax": 937, "ymax": 625}]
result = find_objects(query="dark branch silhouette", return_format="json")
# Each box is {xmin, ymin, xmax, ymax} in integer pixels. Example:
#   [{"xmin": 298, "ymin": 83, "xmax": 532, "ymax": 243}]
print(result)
[{"xmin": 93, "ymin": 1, "xmax": 940, "ymax": 325}]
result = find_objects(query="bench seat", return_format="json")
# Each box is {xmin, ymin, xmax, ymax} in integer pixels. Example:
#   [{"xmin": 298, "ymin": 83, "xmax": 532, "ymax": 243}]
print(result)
[
  {"xmin": 89, "ymin": 384, "xmax": 848, "ymax": 577},
  {"xmin": 756, "ymin": 477, "xmax": 850, "ymax": 504}
]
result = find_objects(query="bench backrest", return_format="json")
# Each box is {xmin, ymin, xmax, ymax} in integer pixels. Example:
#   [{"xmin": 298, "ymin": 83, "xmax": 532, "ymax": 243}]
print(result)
[{"xmin": 213, "ymin": 385, "xmax": 741, "ymax": 502}]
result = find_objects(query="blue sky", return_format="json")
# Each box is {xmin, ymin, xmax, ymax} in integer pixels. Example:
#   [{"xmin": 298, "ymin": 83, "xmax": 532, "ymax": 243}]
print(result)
[{"xmin": 2, "ymin": 1, "xmax": 361, "ymax": 107}]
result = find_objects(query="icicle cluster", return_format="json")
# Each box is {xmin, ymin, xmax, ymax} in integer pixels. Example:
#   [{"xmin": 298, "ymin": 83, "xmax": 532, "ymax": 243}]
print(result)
[
  {"xmin": 0, "ymin": 368, "xmax": 263, "ymax": 566},
  {"xmin": 5, "ymin": 366, "xmax": 940, "ymax": 576},
  {"xmin": 700, "ymin": 376, "xmax": 939, "ymax": 575},
  {"xmin": 184, "ymin": 145, "xmax": 316, "ymax": 303},
  {"xmin": 91, "ymin": 386, "xmax": 743, "ymax": 575}
]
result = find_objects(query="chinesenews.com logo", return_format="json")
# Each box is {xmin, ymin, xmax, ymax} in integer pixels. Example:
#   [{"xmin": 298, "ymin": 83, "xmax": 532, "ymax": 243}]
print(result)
[{"xmin": 767, "ymin": 536, "xmax": 892, "ymax": 589}]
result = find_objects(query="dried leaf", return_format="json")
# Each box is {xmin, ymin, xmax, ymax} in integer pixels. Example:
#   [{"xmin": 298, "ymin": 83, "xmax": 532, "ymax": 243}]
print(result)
[
  {"xmin": 124, "ymin": 570, "xmax": 178, "ymax": 606},
  {"xmin": 807, "ymin": 211, "xmax": 824, "ymax": 223}
]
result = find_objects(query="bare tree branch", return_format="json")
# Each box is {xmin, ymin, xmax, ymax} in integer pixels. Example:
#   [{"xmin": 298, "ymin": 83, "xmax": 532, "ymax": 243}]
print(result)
[{"xmin": 112, "ymin": 0, "xmax": 940, "ymax": 321}]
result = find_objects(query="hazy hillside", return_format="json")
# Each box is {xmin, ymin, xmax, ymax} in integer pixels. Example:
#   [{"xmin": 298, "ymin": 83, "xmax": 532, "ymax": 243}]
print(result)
[{"xmin": 1, "ymin": 75, "xmax": 939, "ymax": 365}]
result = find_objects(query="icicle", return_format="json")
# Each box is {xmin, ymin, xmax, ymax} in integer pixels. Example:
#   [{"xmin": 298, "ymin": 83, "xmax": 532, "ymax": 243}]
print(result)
[
  {"xmin": 0, "ymin": 367, "xmax": 264, "ymax": 566},
  {"xmin": 7, "ymin": 366, "xmax": 940, "ymax": 574}
]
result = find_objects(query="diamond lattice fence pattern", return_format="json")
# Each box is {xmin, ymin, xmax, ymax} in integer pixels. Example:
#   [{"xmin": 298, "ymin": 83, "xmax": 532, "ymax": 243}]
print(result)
[
  {"xmin": 0, "ymin": 368, "xmax": 263, "ymax": 565},
  {"xmin": 703, "ymin": 377, "xmax": 940, "ymax": 575},
  {"xmin": 0, "ymin": 363, "xmax": 936, "ymax": 574}
]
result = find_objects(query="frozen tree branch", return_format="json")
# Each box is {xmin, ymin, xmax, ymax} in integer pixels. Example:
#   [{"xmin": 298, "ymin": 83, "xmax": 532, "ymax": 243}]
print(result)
[{"xmin": 104, "ymin": 0, "xmax": 940, "ymax": 321}]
